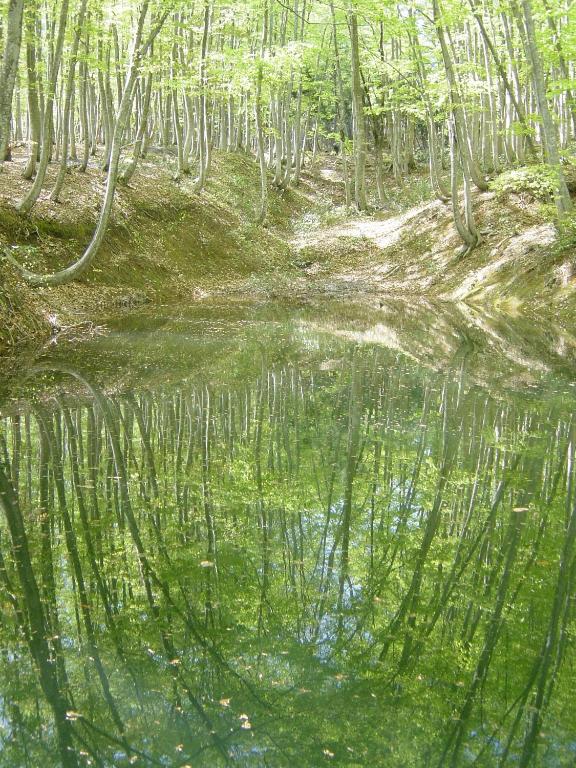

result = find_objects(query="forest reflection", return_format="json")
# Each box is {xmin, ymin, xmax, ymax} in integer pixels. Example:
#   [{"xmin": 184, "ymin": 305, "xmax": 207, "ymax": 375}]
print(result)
[{"xmin": 0, "ymin": 345, "xmax": 574, "ymax": 767}]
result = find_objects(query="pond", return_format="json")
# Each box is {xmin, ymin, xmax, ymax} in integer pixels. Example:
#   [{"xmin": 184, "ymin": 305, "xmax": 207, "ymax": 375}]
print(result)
[{"xmin": 0, "ymin": 299, "xmax": 575, "ymax": 767}]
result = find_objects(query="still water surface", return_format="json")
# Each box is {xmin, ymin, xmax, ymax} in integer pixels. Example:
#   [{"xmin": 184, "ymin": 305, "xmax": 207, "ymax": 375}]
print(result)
[{"xmin": 0, "ymin": 301, "xmax": 575, "ymax": 767}]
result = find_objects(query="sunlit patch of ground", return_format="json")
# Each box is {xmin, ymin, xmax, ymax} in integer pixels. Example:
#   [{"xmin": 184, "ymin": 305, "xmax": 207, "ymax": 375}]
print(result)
[
  {"xmin": 296, "ymin": 203, "xmax": 430, "ymax": 252},
  {"xmin": 318, "ymin": 168, "xmax": 342, "ymax": 183},
  {"xmin": 291, "ymin": 168, "xmax": 574, "ymax": 321},
  {"xmin": 449, "ymin": 223, "xmax": 557, "ymax": 301}
]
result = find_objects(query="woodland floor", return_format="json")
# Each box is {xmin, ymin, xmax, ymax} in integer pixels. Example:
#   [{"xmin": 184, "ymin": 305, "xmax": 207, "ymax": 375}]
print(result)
[{"xmin": 1, "ymin": 146, "xmax": 575, "ymax": 353}]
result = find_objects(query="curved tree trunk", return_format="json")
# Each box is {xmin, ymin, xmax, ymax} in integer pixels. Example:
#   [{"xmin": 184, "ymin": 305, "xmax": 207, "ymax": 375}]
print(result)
[
  {"xmin": 17, "ymin": 0, "xmax": 70, "ymax": 213},
  {"xmin": 7, "ymin": 1, "xmax": 169, "ymax": 286}
]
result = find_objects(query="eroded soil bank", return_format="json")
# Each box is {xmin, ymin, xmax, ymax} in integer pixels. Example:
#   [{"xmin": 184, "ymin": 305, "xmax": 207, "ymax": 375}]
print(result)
[
  {"xmin": 0, "ymin": 151, "xmax": 299, "ymax": 351},
  {"xmin": 1, "ymin": 150, "xmax": 575, "ymax": 354}
]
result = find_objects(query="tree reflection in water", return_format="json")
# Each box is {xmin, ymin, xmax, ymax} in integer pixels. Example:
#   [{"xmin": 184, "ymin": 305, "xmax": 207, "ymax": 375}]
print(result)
[{"xmin": 0, "ymin": 345, "xmax": 574, "ymax": 767}]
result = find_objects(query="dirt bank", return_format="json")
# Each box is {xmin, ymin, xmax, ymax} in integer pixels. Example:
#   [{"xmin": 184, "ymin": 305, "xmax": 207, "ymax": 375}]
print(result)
[
  {"xmin": 0, "ymin": 149, "xmax": 306, "ymax": 352},
  {"xmin": 1, "ymin": 150, "xmax": 575, "ymax": 353},
  {"xmin": 289, "ymin": 184, "xmax": 576, "ymax": 323}
]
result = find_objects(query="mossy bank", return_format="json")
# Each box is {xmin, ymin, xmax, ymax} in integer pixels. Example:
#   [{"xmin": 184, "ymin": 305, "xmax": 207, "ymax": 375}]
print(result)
[{"xmin": 0, "ymin": 150, "xmax": 306, "ymax": 352}]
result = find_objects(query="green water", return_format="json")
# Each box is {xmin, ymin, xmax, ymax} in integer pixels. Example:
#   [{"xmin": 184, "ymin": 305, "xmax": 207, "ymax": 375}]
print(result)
[{"xmin": 0, "ymin": 300, "xmax": 575, "ymax": 767}]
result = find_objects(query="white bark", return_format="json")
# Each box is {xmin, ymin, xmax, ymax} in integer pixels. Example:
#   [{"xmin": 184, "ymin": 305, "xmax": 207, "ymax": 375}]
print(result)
[{"xmin": 0, "ymin": 0, "xmax": 26, "ymax": 165}]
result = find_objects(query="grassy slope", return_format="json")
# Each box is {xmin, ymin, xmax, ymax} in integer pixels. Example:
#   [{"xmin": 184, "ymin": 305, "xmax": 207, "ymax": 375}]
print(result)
[{"xmin": 0, "ymin": 150, "xmax": 313, "ymax": 351}]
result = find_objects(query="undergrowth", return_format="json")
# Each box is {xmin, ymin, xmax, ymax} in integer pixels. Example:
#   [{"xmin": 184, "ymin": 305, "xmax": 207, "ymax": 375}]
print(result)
[
  {"xmin": 553, "ymin": 213, "xmax": 576, "ymax": 258},
  {"xmin": 490, "ymin": 165, "xmax": 559, "ymax": 202}
]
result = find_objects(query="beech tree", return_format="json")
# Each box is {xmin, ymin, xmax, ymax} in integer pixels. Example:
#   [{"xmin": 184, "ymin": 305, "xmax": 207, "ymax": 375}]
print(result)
[
  {"xmin": 0, "ymin": 0, "xmax": 574, "ymax": 282},
  {"xmin": 0, "ymin": 0, "xmax": 25, "ymax": 165}
]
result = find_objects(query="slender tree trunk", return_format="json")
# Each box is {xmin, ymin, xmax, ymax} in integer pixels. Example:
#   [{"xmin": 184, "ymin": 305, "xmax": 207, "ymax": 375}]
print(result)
[
  {"xmin": 433, "ymin": 0, "xmax": 489, "ymax": 192},
  {"xmin": 119, "ymin": 70, "xmax": 153, "ymax": 184},
  {"xmin": 0, "ymin": 0, "xmax": 26, "ymax": 165},
  {"xmin": 193, "ymin": 0, "xmax": 211, "ymax": 193},
  {"xmin": 17, "ymin": 0, "xmax": 70, "ymax": 213},
  {"xmin": 8, "ymin": 1, "xmax": 169, "ymax": 285},
  {"xmin": 467, "ymin": 0, "xmax": 537, "ymax": 158},
  {"xmin": 449, "ymin": 118, "xmax": 480, "ymax": 253},
  {"xmin": 520, "ymin": 0, "xmax": 571, "ymax": 217},
  {"xmin": 22, "ymin": 23, "xmax": 42, "ymax": 179},
  {"xmin": 78, "ymin": 57, "xmax": 90, "ymax": 172},
  {"xmin": 50, "ymin": 0, "xmax": 89, "ymax": 201},
  {"xmin": 330, "ymin": 0, "xmax": 351, "ymax": 207},
  {"xmin": 254, "ymin": 0, "xmax": 269, "ymax": 224},
  {"xmin": 349, "ymin": 8, "xmax": 368, "ymax": 210}
]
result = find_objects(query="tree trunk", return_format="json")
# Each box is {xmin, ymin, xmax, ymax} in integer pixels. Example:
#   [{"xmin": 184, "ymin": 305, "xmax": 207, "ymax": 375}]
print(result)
[
  {"xmin": 520, "ymin": 0, "xmax": 571, "ymax": 217},
  {"xmin": 0, "ymin": 0, "xmax": 26, "ymax": 166},
  {"xmin": 433, "ymin": 0, "xmax": 489, "ymax": 192},
  {"xmin": 349, "ymin": 9, "xmax": 368, "ymax": 210},
  {"xmin": 254, "ymin": 0, "xmax": 269, "ymax": 224},
  {"xmin": 330, "ymin": 0, "xmax": 351, "ymax": 207},
  {"xmin": 8, "ymin": 1, "xmax": 169, "ymax": 285},
  {"xmin": 50, "ymin": 0, "xmax": 89, "ymax": 201},
  {"xmin": 17, "ymin": 0, "xmax": 70, "ymax": 213},
  {"xmin": 193, "ymin": 0, "xmax": 211, "ymax": 193},
  {"xmin": 22, "ymin": 23, "xmax": 42, "ymax": 179}
]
